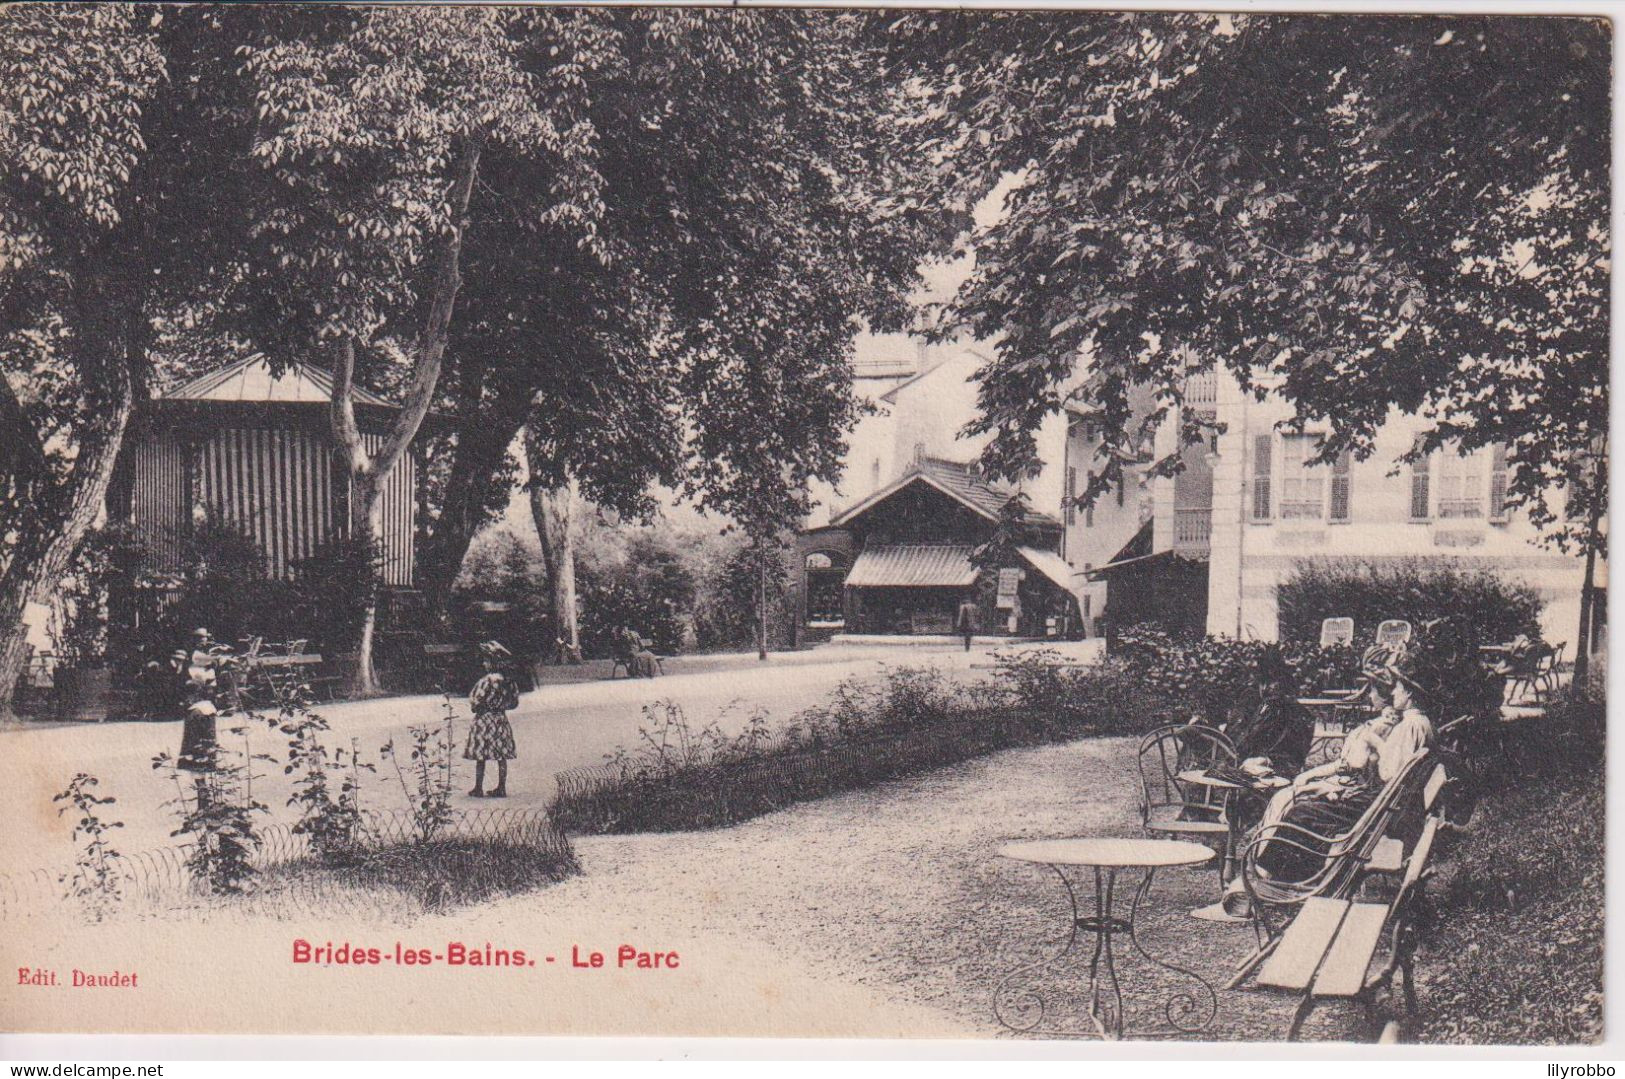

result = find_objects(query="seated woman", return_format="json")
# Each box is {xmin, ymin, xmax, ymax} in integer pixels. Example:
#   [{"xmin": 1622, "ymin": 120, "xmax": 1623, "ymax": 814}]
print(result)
[
  {"xmin": 1255, "ymin": 675, "xmax": 1436, "ymax": 883},
  {"xmin": 1221, "ymin": 673, "xmax": 1437, "ymax": 912}
]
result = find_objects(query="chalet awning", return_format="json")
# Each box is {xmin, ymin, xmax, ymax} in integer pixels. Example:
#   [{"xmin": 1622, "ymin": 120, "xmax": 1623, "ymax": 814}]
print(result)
[
  {"xmin": 844, "ymin": 545, "xmax": 978, "ymax": 588},
  {"xmin": 1016, "ymin": 546, "xmax": 1078, "ymax": 592}
]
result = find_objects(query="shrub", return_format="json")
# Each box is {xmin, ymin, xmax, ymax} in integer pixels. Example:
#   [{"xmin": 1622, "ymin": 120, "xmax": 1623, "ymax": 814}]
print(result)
[
  {"xmin": 1040, "ymin": 631, "xmax": 1362, "ymax": 731},
  {"xmin": 578, "ymin": 534, "xmax": 697, "ymax": 657},
  {"xmin": 379, "ymin": 701, "xmax": 460, "ymax": 844},
  {"xmin": 551, "ymin": 669, "xmax": 1081, "ymax": 834},
  {"xmin": 152, "ymin": 712, "xmax": 270, "ymax": 896},
  {"xmin": 53, "ymin": 773, "xmax": 125, "ymax": 922},
  {"xmin": 1277, "ymin": 558, "xmax": 1543, "ymax": 651}
]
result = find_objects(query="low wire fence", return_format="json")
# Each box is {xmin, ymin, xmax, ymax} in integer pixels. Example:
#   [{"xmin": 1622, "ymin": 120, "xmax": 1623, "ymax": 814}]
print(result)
[{"xmin": 0, "ymin": 806, "xmax": 577, "ymax": 922}]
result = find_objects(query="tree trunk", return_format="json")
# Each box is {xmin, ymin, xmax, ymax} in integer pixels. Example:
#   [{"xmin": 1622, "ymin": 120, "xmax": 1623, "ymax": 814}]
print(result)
[
  {"xmin": 757, "ymin": 547, "xmax": 768, "ymax": 661},
  {"xmin": 326, "ymin": 141, "xmax": 482, "ymax": 695},
  {"xmin": 527, "ymin": 455, "xmax": 581, "ymax": 667},
  {"xmin": 346, "ymin": 476, "xmax": 388, "ymax": 697},
  {"xmin": 1574, "ymin": 494, "xmax": 1603, "ymax": 685},
  {"xmin": 0, "ymin": 389, "xmax": 134, "ymax": 723}
]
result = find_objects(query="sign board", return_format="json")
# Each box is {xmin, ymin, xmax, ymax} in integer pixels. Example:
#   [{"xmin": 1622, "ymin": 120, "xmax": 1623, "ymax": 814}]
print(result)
[{"xmin": 996, "ymin": 567, "xmax": 1024, "ymax": 608}]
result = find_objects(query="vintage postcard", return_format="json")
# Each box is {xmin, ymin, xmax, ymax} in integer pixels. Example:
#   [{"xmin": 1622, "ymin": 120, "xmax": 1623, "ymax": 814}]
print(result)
[{"xmin": 0, "ymin": 3, "xmax": 1608, "ymax": 1050}]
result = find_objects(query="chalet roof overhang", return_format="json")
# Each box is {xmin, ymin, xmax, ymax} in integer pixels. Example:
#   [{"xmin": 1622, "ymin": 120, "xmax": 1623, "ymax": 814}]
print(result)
[{"xmin": 827, "ymin": 462, "xmax": 1062, "ymax": 533}]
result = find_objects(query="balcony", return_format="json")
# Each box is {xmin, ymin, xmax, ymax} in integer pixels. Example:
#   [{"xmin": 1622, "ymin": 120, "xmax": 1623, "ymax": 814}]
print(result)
[
  {"xmin": 1183, "ymin": 371, "xmax": 1218, "ymax": 412},
  {"xmin": 1174, "ymin": 506, "xmax": 1212, "ymax": 553}
]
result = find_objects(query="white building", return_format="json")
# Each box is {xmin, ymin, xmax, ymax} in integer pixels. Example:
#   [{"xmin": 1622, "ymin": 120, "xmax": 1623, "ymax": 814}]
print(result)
[
  {"xmin": 804, "ymin": 333, "xmax": 1071, "ymax": 531},
  {"xmin": 804, "ymin": 334, "xmax": 1597, "ymax": 651},
  {"xmin": 1201, "ymin": 368, "xmax": 1597, "ymax": 649}
]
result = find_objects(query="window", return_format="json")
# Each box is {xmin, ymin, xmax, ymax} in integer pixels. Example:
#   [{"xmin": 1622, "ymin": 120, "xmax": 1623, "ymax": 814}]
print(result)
[
  {"xmin": 1437, "ymin": 447, "xmax": 1486, "ymax": 518},
  {"xmin": 1328, "ymin": 449, "xmax": 1353, "ymax": 522},
  {"xmin": 1250, "ymin": 434, "xmax": 1273, "ymax": 520},
  {"xmin": 1280, "ymin": 435, "xmax": 1326, "ymax": 520},
  {"xmin": 1488, "ymin": 444, "xmax": 1510, "ymax": 521},
  {"xmin": 1065, "ymin": 466, "xmax": 1077, "ymax": 526},
  {"xmin": 1116, "ymin": 472, "xmax": 1125, "ymax": 507},
  {"xmin": 1085, "ymin": 471, "xmax": 1095, "ymax": 528},
  {"xmin": 1409, "ymin": 448, "xmax": 1431, "ymax": 520}
]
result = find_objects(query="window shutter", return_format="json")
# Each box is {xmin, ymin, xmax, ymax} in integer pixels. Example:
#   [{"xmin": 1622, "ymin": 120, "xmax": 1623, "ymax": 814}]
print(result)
[
  {"xmin": 1065, "ymin": 466, "xmax": 1077, "ymax": 525},
  {"xmin": 1409, "ymin": 451, "xmax": 1432, "ymax": 520},
  {"xmin": 1488, "ymin": 444, "xmax": 1509, "ymax": 521},
  {"xmin": 1329, "ymin": 449, "xmax": 1352, "ymax": 522},
  {"xmin": 1085, "ymin": 471, "xmax": 1094, "ymax": 528},
  {"xmin": 1116, "ymin": 472, "xmax": 1125, "ymax": 507},
  {"xmin": 1250, "ymin": 434, "xmax": 1273, "ymax": 520}
]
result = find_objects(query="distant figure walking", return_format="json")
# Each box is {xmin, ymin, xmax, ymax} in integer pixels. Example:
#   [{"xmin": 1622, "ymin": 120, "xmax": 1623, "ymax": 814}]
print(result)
[
  {"xmin": 956, "ymin": 597, "xmax": 978, "ymax": 652},
  {"xmin": 465, "ymin": 641, "xmax": 519, "ymax": 798}
]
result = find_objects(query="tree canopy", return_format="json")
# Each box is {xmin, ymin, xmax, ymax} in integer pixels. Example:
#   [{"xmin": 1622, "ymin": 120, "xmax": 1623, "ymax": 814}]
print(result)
[{"xmin": 888, "ymin": 12, "xmax": 1608, "ymax": 550}]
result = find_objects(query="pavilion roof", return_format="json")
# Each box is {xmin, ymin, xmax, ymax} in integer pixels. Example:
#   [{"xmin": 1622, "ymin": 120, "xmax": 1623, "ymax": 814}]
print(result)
[{"xmin": 158, "ymin": 355, "xmax": 397, "ymax": 409}]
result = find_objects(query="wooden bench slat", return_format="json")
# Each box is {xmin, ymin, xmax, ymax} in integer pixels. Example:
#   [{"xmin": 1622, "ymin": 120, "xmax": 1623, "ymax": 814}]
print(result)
[
  {"xmin": 1422, "ymin": 765, "xmax": 1447, "ymax": 810},
  {"xmin": 1258, "ymin": 897, "xmax": 1350, "ymax": 990},
  {"xmin": 1309, "ymin": 902, "xmax": 1389, "ymax": 997},
  {"xmin": 1401, "ymin": 817, "xmax": 1440, "ymax": 890},
  {"xmin": 1367, "ymin": 836, "xmax": 1405, "ymax": 874}
]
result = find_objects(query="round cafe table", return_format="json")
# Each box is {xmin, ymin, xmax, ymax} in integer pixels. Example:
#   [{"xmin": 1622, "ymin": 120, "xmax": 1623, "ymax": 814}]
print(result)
[{"xmin": 994, "ymin": 837, "xmax": 1218, "ymax": 1040}]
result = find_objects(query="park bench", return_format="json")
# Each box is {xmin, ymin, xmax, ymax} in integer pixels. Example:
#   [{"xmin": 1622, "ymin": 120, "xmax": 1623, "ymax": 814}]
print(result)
[
  {"xmin": 610, "ymin": 651, "xmax": 669, "ymax": 678},
  {"xmin": 1226, "ymin": 751, "xmax": 1441, "ymax": 990},
  {"xmin": 1252, "ymin": 813, "xmax": 1441, "ymax": 1041},
  {"xmin": 1231, "ymin": 756, "xmax": 1455, "ymax": 1040}
]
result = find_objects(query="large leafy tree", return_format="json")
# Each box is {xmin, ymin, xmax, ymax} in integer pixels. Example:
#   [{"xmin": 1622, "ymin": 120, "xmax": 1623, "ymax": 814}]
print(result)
[
  {"xmin": 234, "ymin": 7, "xmax": 609, "ymax": 692},
  {"xmin": 416, "ymin": 10, "xmax": 936, "ymax": 658},
  {"xmin": 0, "ymin": 5, "xmax": 262, "ymax": 720},
  {"xmin": 889, "ymin": 13, "xmax": 1608, "ymax": 662}
]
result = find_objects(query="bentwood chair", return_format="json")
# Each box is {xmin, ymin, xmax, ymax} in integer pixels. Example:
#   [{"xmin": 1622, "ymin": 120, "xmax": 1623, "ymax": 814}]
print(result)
[
  {"xmin": 1137, "ymin": 724, "xmax": 1241, "ymax": 885},
  {"xmin": 1319, "ymin": 617, "xmax": 1355, "ymax": 648}
]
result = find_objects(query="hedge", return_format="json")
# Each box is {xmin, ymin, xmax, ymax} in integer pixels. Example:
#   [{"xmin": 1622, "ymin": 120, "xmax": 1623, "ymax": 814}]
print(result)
[{"xmin": 1277, "ymin": 557, "xmax": 1543, "ymax": 650}]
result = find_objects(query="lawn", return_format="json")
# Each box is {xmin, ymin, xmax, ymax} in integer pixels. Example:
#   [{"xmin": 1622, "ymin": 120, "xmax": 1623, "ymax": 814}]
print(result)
[{"xmin": 1413, "ymin": 756, "xmax": 1604, "ymax": 1044}]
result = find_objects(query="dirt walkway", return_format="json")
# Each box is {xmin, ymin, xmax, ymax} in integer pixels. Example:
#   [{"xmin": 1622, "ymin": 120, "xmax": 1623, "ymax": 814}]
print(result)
[{"xmin": 3, "ymin": 734, "xmax": 1377, "ymax": 1042}]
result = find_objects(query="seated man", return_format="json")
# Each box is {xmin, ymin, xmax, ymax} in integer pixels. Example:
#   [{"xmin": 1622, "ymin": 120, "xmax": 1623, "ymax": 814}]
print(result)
[{"xmin": 619, "ymin": 625, "xmax": 660, "ymax": 679}]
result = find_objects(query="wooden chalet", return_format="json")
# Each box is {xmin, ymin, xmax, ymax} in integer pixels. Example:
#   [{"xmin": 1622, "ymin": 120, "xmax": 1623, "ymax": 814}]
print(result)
[{"xmin": 795, "ymin": 458, "xmax": 1080, "ymax": 637}]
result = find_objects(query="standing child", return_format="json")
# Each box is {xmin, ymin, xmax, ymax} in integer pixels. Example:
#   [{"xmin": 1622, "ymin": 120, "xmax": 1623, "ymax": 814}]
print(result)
[{"xmin": 464, "ymin": 641, "xmax": 520, "ymax": 798}]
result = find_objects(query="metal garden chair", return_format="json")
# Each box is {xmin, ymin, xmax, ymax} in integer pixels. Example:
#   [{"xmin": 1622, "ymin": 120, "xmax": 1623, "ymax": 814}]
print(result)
[
  {"xmin": 1319, "ymin": 617, "xmax": 1355, "ymax": 648},
  {"xmin": 1374, "ymin": 620, "xmax": 1413, "ymax": 649},
  {"xmin": 1137, "ymin": 724, "xmax": 1241, "ymax": 886}
]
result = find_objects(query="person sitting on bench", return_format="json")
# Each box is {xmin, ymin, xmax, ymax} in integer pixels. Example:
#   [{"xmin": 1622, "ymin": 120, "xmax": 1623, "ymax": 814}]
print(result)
[{"xmin": 618, "ymin": 625, "xmax": 660, "ymax": 678}]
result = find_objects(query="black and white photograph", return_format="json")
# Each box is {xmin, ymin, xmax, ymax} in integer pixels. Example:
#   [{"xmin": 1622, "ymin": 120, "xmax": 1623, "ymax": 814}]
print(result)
[{"xmin": 0, "ymin": 1, "xmax": 1610, "ymax": 1056}]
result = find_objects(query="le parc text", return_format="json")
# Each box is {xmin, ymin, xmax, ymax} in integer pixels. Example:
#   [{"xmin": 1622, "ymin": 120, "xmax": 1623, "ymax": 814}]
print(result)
[{"xmin": 290, "ymin": 940, "xmax": 678, "ymax": 970}]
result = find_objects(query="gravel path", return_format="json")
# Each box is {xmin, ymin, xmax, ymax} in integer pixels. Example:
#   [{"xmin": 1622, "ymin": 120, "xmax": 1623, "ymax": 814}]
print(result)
[
  {"xmin": 4, "ymin": 735, "xmax": 1386, "ymax": 1041},
  {"xmin": 495, "ymin": 736, "xmax": 1374, "ymax": 1042}
]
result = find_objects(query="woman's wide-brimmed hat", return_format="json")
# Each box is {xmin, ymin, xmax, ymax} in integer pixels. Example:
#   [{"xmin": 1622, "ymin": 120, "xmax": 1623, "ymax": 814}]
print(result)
[{"xmin": 479, "ymin": 640, "xmax": 513, "ymax": 661}]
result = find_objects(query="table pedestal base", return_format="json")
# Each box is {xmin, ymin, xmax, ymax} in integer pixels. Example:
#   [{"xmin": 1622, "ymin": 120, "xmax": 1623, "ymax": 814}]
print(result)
[{"xmin": 995, "ymin": 864, "xmax": 1218, "ymax": 1040}]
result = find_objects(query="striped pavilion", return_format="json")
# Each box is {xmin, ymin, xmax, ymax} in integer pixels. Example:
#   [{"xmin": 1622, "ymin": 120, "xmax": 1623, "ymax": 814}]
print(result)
[{"xmin": 113, "ymin": 356, "xmax": 425, "ymax": 591}]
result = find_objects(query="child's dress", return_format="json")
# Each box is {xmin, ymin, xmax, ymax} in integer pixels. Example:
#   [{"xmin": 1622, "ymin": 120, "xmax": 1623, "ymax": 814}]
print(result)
[{"xmin": 463, "ymin": 671, "xmax": 518, "ymax": 761}]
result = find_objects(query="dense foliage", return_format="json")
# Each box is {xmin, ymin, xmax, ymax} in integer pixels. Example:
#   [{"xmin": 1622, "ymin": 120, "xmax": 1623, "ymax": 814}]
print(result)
[
  {"xmin": 886, "ymin": 12, "xmax": 1607, "ymax": 560},
  {"xmin": 1278, "ymin": 558, "xmax": 1544, "ymax": 651},
  {"xmin": 1419, "ymin": 688, "xmax": 1603, "ymax": 1044}
]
